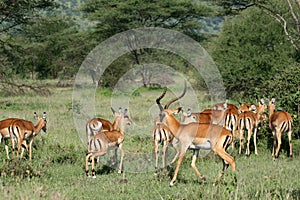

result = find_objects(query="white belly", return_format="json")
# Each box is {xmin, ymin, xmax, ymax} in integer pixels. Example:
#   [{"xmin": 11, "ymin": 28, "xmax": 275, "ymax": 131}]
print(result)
[{"xmin": 189, "ymin": 140, "xmax": 211, "ymax": 150}]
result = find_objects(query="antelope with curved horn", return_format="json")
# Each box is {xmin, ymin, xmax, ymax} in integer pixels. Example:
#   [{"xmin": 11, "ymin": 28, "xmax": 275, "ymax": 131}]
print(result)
[
  {"xmin": 85, "ymin": 108, "xmax": 132, "ymax": 178},
  {"xmin": 268, "ymin": 98, "xmax": 293, "ymax": 159},
  {"xmin": 153, "ymin": 86, "xmax": 188, "ymax": 170},
  {"xmin": 9, "ymin": 112, "xmax": 47, "ymax": 160},
  {"xmin": 157, "ymin": 84, "xmax": 235, "ymax": 186}
]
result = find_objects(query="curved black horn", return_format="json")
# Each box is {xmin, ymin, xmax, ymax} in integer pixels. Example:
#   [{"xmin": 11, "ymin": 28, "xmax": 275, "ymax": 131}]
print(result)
[
  {"xmin": 165, "ymin": 81, "xmax": 187, "ymax": 109},
  {"xmin": 156, "ymin": 87, "xmax": 167, "ymax": 111}
]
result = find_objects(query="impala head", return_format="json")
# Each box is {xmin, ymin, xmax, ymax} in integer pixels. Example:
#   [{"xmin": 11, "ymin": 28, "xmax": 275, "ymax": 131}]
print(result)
[
  {"xmin": 111, "ymin": 107, "xmax": 132, "ymax": 126},
  {"xmin": 157, "ymin": 82, "xmax": 187, "ymax": 123},
  {"xmin": 268, "ymin": 98, "xmax": 276, "ymax": 110},
  {"xmin": 258, "ymin": 98, "xmax": 267, "ymax": 113},
  {"xmin": 34, "ymin": 111, "xmax": 47, "ymax": 133},
  {"xmin": 182, "ymin": 108, "xmax": 198, "ymax": 124}
]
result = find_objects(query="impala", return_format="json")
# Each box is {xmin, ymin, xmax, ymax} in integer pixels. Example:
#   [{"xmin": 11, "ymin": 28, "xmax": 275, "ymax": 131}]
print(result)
[
  {"xmin": 9, "ymin": 112, "xmax": 47, "ymax": 160},
  {"xmin": 185, "ymin": 103, "xmax": 239, "ymax": 149},
  {"xmin": 0, "ymin": 118, "xmax": 19, "ymax": 159},
  {"xmin": 86, "ymin": 107, "xmax": 124, "ymax": 148},
  {"xmin": 85, "ymin": 109, "xmax": 132, "ymax": 178},
  {"xmin": 157, "ymin": 85, "xmax": 235, "ymax": 186},
  {"xmin": 268, "ymin": 98, "xmax": 293, "ymax": 159},
  {"xmin": 237, "ymin": 99, "xmax": 267, "ymax": 155},
  {"xmin": 153, "ymin": 87, "xmax": 181, "ymax": 171}
]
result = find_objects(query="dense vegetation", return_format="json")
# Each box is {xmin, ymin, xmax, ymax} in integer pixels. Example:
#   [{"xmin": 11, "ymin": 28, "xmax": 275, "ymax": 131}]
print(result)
[{"xmin": 0, "ymin": 0, "xmax": 299, "ymax": 198}]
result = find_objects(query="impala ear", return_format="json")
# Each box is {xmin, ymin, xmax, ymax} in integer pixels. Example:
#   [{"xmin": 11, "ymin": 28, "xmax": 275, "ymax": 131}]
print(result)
[
  {"xmin": 118, "ymin": 107, "xmax": 122, "ymax": 114},
  {"xmin": 271, "ymin": 98, "xmax": 276, "ymax": 104},
  {"xmin": 34, "ymin": 112, "xmax": 39, "ymax": 119},
  {"xmin": 111, "ymin": 107, "xmax": 116, "ymax": 114},
  {"xmin": 42, "ymin": 112, "xmax": 47, "ymax": 122},
  {"xmin": 176, "ymin": 107, "xmax": 182, "ymax": 114},
  {"xmin": 187, "ymin": 108, "xmax": 192, "ymax": 117}
]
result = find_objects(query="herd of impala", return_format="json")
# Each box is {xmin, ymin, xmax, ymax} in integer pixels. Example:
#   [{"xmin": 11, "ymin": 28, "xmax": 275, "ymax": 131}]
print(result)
[
  {"xmin": 0, "ymin": 84, "xmax": 293, "ymax": 186},
  {"xmin": 84, "ymin": 83, "xmax": 293, "ymax": 186}
]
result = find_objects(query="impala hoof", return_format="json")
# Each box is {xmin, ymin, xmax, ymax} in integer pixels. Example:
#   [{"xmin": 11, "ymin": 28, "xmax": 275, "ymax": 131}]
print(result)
[
  {"xmin": 213, "ymin": 181, "xmax": 219, "ymax": 187},
  {"xmin": 169, "ymin": 181, "xmax": 175, "ymax": 187},
  {"xmin": 200, "ymin": 175, "xmax": 206, "ymax": 183},
  {"xmin": 92, "ymin": 175, "xmax": 96, "ymax": 179}
]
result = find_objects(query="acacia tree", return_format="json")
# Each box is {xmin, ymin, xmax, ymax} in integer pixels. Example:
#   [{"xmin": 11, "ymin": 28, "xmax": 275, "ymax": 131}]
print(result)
[{"xmin": 80, "ymin": 0, "xmax": 216, "ymax": 87}]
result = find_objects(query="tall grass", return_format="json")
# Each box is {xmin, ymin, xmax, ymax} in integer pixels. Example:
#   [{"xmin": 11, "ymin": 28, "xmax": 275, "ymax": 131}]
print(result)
[{"xmin": 0, "ymin": 85, "xmax": 300, "ymax": 199}]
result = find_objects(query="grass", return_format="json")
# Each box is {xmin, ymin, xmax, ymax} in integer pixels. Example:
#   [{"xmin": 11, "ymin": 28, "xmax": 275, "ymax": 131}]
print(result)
[{"xmin": 0, "ymin": 85, "xmax": 300, "ymax": 199}]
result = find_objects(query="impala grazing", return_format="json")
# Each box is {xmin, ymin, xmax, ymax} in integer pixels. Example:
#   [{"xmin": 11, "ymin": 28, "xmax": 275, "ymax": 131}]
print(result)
[
  {"xmin": 85, "ymin": 108, "xmax": 132, "ymax": 178},
  {"xmin": 0, "ymin": 118, "xmax": 19, "ymax": 159},
  {"xmin": 9, "ymin": 112, "xmax": 47, "ymax": 160},
  {"xmin": 268, "ymin": 98, "xmax": 293, "ymax": 159},
  {"xmin": 157, "ymin": 85, "xmax": 236, "ymax": 186}
]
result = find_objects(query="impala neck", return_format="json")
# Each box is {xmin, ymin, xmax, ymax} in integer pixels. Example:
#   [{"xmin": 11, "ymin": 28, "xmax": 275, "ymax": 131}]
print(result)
[
  {"xmin": 34, "ymin": 118, "xmax": 44, "ymax": 135},
  {"xmin": 164, "ymin": 113, "xmax": 181, "ymax": 138},
  {"xmin": 118, "ymin": 117, "xmax": 125, "ymax": 135},
  {"xmin": 269, "ymin": 103, "xmax": 275, "ymax": 119},
  {"xmin": 112, "ymin": 116, "xmax": 120, "ymax": 130}
]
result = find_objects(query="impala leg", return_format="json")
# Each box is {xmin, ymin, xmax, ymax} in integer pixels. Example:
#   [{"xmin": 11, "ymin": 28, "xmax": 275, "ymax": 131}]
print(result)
[
  {"xmin": 20, "ymin": 140, "xmax": 27, "ymax": 159},
  {"xmin": 239, "ymin": 129, "xmax": 244, "ymax": 155},
  {"xmin": 275, "ymin": 129, "xmax": 282, "ymax": 159},
  {"xmin": 213, "ymin": 147, "xmax": 236, "ymax": 186},
  {"xmin": 272, "ymin": 130, "xmax": 276, "ymax": 157},
  {"xmin": 246, "ymin": 128, "xmax": 252, "ymax": 156},
  {"xmin": 170, "ymin": 140, "xmax": 179, "ymax": 166},
  {"xmin": 4, "ymin": 139, "xmax": 10, "ymax": 159},
  {"xmin": 170, "ymin": 149, "xmax": 187, "ymax": 187},
  {"xmin": 17, "ymin": 136, "xmax": 24, "ymax": 158},
  {"xmin": 253, "ymin": 127, "xmax": 258, "ymax": 155},
  {"xmin": 28, "ymin": 139, "xmax": 34, "ymax": 160},
  {"xmin": 162, "ymin": 140, "xmax": 168, "ymax": 168},
  {"xmin": 287, "ymin": 130, "xmax": 292, "ymax": 157},
  {"xmin": 85, "ymin": 153, "xmax": 92, "ymax": 177},
  {"xmin": 154, "ymin": 140, "xmax": 159, "ymax": 171},
  {"xmin": 275, "ymin": 131, "xmax": 282, "ymax": 158},
  {"xmin": 191, "ymin": 150, "xmax": 206, "ymax": 182},
  {"xmin": 118, "ymin": 143, "xmax": 124, "ymax": 173},
  {"xmin": 89, "ymin": 151, "xmax": 107, "ymax": 178}
]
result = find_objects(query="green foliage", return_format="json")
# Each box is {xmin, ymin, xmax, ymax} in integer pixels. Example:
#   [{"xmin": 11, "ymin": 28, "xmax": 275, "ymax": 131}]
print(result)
[
  {"xmin": 0, "ymin": 159, "xmax": 44, "ymax": 179},
  {"xmin": 211, "ymin": 5, "xmax": 300, "ymax": 133},
  {"xmin": 81, "ymin": 0, "xmax": 215, "ymax": 41}
]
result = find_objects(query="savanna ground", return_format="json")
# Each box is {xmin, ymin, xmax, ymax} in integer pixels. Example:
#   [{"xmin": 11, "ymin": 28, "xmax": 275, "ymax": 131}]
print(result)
[{"xmin": 0, "ymin": 81, "xmax": 300, "ymax": 200}]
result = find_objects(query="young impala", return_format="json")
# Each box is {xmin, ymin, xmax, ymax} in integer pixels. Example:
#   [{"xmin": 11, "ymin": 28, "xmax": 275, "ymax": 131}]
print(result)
[
  {"xmin": 157, "ymin": 85, "xmax": 236, "ymax": 186},
  {"xmin": 86, "ymin": 107, "xmax": 126, "ymax": 151},
  {"xmin": 0, "ymin": 118, "xmax": 19, "ymax": 159},
  {"xmin": 268, "ymin": 98, "xmax": 293, "ymax": 159},
  {"xmin": 85, "ymin": 109, "xmax": 132, "ymax": 178},
  {"xmin": 9, "ymin": 112, "xmax": 47, "ymax": 160}
]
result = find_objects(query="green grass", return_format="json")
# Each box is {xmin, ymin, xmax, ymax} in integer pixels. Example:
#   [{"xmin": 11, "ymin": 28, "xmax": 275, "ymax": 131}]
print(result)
[{"xmin": 0, "ymin": 85, "xmax": 300, "ymax": 199}]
